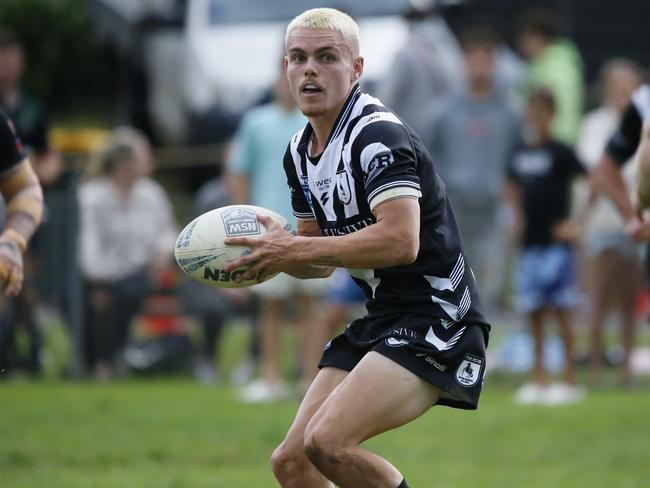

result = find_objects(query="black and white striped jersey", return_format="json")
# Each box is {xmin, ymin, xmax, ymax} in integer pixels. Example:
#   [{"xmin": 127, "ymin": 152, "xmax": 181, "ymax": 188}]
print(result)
[
  {"xmin": 606, "ymin": 83, "xmax": 650, "ymax": 165},
  {"xmin": 283, "ymin": 85, "xmax": 490, "ymax": 343}
]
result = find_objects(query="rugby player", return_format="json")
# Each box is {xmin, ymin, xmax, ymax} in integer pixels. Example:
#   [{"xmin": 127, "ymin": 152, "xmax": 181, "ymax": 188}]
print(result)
[
  {"xmin": 224, "ymin": 8, "xmax": 490, "ymax": 487},
  {"xmin": 0, "ymin": 109, "xmax": 42, "ymax": 296}
]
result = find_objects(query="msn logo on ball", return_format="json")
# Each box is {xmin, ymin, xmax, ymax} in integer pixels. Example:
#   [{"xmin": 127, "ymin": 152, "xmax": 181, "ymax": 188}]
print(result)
[{"xmin": 221, "ymin": 207, "xmax": 261, "ymax": 237}]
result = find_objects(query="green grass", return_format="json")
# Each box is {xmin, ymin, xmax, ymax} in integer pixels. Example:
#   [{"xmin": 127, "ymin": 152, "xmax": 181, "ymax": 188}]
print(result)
[{"xmin": 1, "ymin": 379, "xmax": 649, "ymax": 487}]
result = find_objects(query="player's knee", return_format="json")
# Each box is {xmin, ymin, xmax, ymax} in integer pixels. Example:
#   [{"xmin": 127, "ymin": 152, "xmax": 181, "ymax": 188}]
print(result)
[
  {"xmin": 271, "ymin": 440, "xmax": 305, "ymax": 480},
  {"xmin": 303, "ymin": 426, "xmax": 343, "ymax": 470}
]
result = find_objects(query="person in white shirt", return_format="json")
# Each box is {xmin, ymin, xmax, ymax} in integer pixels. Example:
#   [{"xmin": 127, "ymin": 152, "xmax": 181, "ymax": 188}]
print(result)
[
  {"xmin": 576, "ymin": 59, "xmax": 643, "ymax": 384},
  {"xmin": 78, "ymin": 129, "xmax": 176, "ymax": 378}
]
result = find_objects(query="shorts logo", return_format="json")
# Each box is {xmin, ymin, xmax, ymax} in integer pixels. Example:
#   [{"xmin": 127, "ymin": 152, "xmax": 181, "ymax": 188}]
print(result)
[
  {"xmin": 415, "ymin": 353, "xmax": 447, "ymax": 372},
  {"xmin": 385, "ymin": 337, "xmax": 409, "ymax": 347},
  {"xmin": 222, "ymin": 207, "xmax": 260, "ymax": 237},
  {"xmin": 455, "ymin": 354, "xmax": 483, "ymax": 387}
]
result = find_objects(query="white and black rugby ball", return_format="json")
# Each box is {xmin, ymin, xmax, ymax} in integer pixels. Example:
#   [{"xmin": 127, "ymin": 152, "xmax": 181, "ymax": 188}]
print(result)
[{"xmin": 174, "ymin": 205, "xmax": 290, "ymax": 288}]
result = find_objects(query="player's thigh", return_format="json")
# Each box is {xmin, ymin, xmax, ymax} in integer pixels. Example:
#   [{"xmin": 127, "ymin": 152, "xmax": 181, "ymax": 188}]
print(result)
[
  {"xmin": 280, "ymin": 366, "xmax": 349, "ymax": 450},
  {"xmin": 306, "ymin": 351, "xmax": 441, "ymax": 445}
]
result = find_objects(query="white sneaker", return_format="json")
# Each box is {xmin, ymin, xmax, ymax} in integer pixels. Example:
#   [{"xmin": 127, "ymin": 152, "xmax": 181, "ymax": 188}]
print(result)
[
  {"xmin": 515, "ymin": 382, "xmax": 547, "ymax": 405},
  {"xmin": 542, "ymin": 383, "xmax": 586, "ymax": 406},
  {"xmin": 229, "ymin": 357, "xmax": 255, "ymax": 386},
  {"xmin": 193, "ymin": 359, "xmax": 220, "ymax": 385},
  {"xmin": 239, "ymin": 379, "xmax": 290, "ymax": 403}
]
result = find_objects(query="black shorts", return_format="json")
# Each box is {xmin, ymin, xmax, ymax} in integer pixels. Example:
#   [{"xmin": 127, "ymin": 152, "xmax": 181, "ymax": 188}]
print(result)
[{"xmin": 319, "ymin": 315, "xmax": 487, "ymax": 410}]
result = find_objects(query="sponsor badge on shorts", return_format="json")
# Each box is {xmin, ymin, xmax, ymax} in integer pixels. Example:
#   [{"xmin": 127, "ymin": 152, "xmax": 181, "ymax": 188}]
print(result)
[{"xmin": 455, "ymin": 354, "xmax": 483, "ymax": 387}]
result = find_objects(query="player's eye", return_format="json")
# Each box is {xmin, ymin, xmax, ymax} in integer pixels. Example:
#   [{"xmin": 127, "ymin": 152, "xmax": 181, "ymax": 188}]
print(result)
[
  {"xmin": 290, "ymin": 53, "xmax": 306, "ymax": 63},
  {"xmin": 321, "ymin": 53, "xmax": 336, "ymax": 63}
]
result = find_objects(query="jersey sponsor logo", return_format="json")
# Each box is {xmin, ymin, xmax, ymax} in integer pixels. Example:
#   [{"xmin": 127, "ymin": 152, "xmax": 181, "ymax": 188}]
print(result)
[
  {"xmin": 322, "ymin": 217, "xmax": 375, "ymax": 236},
  {"xmin": 336, "ymin": 170, "xmax": 352, "ymax": 204},
  {"xmin": 415, "ymin": 353, "xmax": 447, "ymax": 372},
  {"xmin": 222, "ymin": 207, "xmax": 260, "ymax": 236},
  {"xmin": 455, "ymin": 354, "xmax": 483, "ymax": 387},
  {"xmin": 300, "ymin": 175, "xmax": 313, "ymax": 206},
  {"xmin": 385, "ymin": 337, "xmax": 409, "ymax": 347},
  {"xmin": 364, "ymin": 151, "xmax": 394, "ymax": 184}
]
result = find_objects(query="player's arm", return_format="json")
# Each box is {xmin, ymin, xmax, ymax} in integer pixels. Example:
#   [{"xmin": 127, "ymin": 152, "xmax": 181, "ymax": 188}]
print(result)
[
  {"xmin": 590, "ymin": 152, "xmax": 636, "ymax": 221},
  {"xmin": 503, "ymin": 179, "xmax": 524, "ymax": 242},
  {"xmin": 0, "ymin": 158, "xmax": 44, "ymax": 295},
  {"xmin": 224, "ymin": 196, "xmax": 419, "ymax": 283},
  {"xmin": 636, "ymin": 121, "xmax": 650, "ymax": 209},
  {"xmin": 281, "ymin": 218, "xmax": 334, "ymax": 279}
]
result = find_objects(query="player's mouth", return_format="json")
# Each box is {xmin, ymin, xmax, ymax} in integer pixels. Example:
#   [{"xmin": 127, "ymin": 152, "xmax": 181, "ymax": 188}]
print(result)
[{"xmin": 301, "ymin": 82, "xmax": 323, "ymax": 96}]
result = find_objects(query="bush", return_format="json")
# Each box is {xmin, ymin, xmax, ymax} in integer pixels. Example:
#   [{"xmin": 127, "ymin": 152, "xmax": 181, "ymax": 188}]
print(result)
[{"xmin": 0, "ymin": 0, "xmax": 117, "ymax": 121}]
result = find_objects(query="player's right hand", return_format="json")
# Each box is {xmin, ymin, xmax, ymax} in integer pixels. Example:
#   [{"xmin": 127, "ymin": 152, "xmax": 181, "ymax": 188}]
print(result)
[{"xmin": 0, "ymin": 240, "xmax": 23, "ymax": 297}]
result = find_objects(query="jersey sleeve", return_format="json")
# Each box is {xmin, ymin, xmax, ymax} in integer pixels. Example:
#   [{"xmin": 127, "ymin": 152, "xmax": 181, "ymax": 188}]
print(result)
[
  {"xmin": 351, "ymin": 115, "xmax": 422, "ymax": 211},
  {"xmin": 283, "ymin": 144, "xmax": 314, "ymax": 220},
  {"xmin": 0, "ymin": 110, "xmax": 25, "ymax": 172},
  {"xmin": 605, "ymin": 102, "xmax": 642, "ymax": 166}
]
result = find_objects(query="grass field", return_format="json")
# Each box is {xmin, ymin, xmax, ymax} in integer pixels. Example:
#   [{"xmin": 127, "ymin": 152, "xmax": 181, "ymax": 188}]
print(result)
[
  {"xmin": 2, "ymin": 320, "xmax": 650, "ymax": 487},
  {"xmin": 1, "ymin": 377, "xmax": 649, "ymax": 488}
]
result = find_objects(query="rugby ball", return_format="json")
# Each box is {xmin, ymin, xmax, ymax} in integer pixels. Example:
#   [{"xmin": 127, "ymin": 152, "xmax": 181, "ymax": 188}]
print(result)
[{"xmin": 174, "ymin": 205, "xmax": 290, "ymax": 288}]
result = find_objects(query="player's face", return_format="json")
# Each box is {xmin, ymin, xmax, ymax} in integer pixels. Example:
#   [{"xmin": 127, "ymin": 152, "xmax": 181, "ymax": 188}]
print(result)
[{"xmin": 285, "ymin": 28, "xmax": 363, "ymax": 121}]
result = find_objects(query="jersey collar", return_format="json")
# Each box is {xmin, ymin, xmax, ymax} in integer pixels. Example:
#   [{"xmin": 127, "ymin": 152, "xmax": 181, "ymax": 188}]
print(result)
[{"xmin": 299, "ymin": 83, "xmax": 362, "ymax": 159}]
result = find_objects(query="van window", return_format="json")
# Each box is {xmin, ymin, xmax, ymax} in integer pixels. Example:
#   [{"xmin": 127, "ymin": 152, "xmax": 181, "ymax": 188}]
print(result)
[{"xmin": 208, "ymin": 0, "xmax": 411, "ymax": 24}]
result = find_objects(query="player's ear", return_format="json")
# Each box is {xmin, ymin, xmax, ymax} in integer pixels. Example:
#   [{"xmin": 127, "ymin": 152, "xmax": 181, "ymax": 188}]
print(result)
[
  {"xmin": 351, "ymin": 56, "xmax": 364, "ymax": 82},
  {"xmin": 283, "ymin": 56, "xmax": 289, "ymax": 71}
]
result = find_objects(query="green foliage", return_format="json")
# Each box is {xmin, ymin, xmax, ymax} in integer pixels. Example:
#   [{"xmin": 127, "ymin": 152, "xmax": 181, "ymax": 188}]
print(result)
[{"xmin": 0, "ymin": 0, "xmax": 116, "ymax": 119}]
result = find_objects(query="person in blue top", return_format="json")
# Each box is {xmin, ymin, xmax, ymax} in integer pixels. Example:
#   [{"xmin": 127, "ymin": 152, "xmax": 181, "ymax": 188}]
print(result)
[{"xmin": 227, "ymin": 65, "xmax": 329, "ymax": 402}]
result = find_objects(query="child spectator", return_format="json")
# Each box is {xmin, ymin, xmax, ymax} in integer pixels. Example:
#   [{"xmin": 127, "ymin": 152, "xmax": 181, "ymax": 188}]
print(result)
[{"xmin": 505, "ymin": 88, "xmax": 586, "ymax": 405}]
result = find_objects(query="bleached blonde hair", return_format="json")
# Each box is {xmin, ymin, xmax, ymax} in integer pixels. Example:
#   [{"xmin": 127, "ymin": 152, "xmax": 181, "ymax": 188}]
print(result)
[{"xmin": 285, "ymin": 8, "xmax": 360, "ymax": 57}]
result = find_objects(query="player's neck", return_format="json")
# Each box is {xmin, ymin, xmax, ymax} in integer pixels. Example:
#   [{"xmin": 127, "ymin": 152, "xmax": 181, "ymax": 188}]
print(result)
[
  {"xmin": 308, "ymin": 117, "xmax": 335, "ymax": 156},
  {"xmin": 308, "ymin": 92, "xmax": 351, "ymax": 156}
]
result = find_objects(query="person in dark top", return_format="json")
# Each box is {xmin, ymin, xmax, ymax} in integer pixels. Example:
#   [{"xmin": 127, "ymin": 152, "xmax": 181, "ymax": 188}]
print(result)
[
  {"xmin": 0, "ymin": 30, "xmax": 60, "ymax": 376},
  {"xmin": 505, "ymin": 87, "xmax": 586, "ymax": 405},
  {"xmin": 0, "ymin": 108, "xmax": 44, "ymax": 375},
  {"xmin": 221, "ymin": 8, "xmax": 488, "ymax": 488}
]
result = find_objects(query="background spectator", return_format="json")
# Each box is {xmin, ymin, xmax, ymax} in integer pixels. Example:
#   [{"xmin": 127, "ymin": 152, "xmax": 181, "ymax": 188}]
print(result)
[
  {"xmin": 576, "ymin": 59, "xmax": 644, "ymax": 386},
  {"xmin": 78, "ymin": 129, "xmax": 176, "ymax": 379},
  {"xmin": 505, "ymin": 88, "xmax": 586, "ymax": 405},
  {"xmin": 517, "ymin": 8, "xmax": 585, "ymax": 144},
  {"xmin": 420, "ymin": 25, "xmax": 521, "ymax": 314},
  {"xmin": 374, "ymin": 1, "xmax": 464, "ymax": 136},
  {"xmin": 226, "ymin": 68, "xmax": 329, "ymax": 402}
]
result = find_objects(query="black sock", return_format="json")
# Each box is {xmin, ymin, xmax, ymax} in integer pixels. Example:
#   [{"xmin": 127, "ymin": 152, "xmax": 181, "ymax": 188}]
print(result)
[{"xmin": 397, "ymin": 480, "xmax": 410, "ymax": 488}]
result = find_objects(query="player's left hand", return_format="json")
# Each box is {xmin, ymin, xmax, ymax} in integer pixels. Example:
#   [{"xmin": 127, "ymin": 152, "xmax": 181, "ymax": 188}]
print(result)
[
  {"xmin": 223, "ymin": 214, "xmax": 297, "ymax": 283},
  {"xmin": 0, "ymin": 239, "xmax": 24, "ymax": 297}
]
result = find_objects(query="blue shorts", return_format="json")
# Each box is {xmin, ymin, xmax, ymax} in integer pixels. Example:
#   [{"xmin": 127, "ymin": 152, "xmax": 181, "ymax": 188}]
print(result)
[
  {"xmin": 327, "ymin": 269, "xmax": 366, "ymax": 305},
  {"xmin": 515, "ymin": 244, "xmax": 581, "ymax": 313}
]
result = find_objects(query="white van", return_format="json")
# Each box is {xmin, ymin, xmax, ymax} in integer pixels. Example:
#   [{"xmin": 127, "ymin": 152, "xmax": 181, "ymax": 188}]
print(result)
[{"xmin": 147, "ymin": 0, "xmax": 414, "ymax": 142}]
